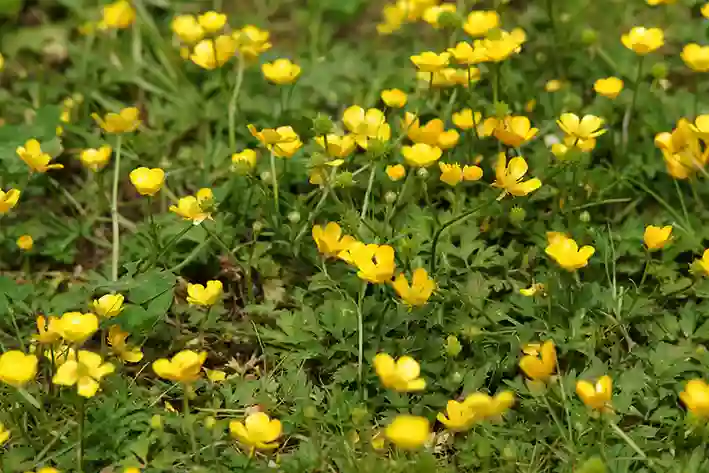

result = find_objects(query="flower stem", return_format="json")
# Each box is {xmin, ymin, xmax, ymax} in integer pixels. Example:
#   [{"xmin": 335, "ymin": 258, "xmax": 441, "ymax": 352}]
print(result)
[
  {"xmin": 183, "ymin": 385, "xmax": 199, "ymax": 462},
  {"xmin": 621, "ymin": 55, "xmax": 645, "ymax": 154},
  {"xmin": 358, "ymin": 164, "xmax": 377, "ymax": 233},
  {"xmin": 608, "ymin": 419, "xmax": 648, "ymax": 461},
  {"xmin": 138, "ymin": 223, "xmax": 193, "ymax": 273},
  {"xmin": 76, "ymin": 397, "xmax": 85, "ymax": 473},
  {"xmin": 228, "ymin": 57, "xmax": 246, "ymax": 152},
  {"xmin": 269, "ymin": 151, "xmax": 280, "ymax": 218},
  {"xmin": 356, "ymin": 281, "xmax": 367, "ymax": 399},
  {"xmin": 110, "ymin": 135, "xmax": 123, "ymax": 282},
  {"xmin": 147, "ymin": 196, "xmax": 161, "ymax": 253}
]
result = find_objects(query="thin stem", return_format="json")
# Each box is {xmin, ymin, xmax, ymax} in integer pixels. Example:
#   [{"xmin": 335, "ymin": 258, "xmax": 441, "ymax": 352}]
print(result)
[
  {"xmin": 638, "ymin": 251, "xmax": 651, "ymax": 291},
  {"xmin": 621, "ymin": 56, "xmax": 645, "ymax": 154},
  {"xmin": 608, "ymin": 420, "xmax": 648, "ymax": 460},
  {"xmin": 111, "ymin": 136, "xmax": 123, "ymax": 282},
  {"xmin": 545, "ymin": 0, "xmax": 562, "ymax": 77},
  {"xmin": 76, "ymin": 397, "xmax": 85, "ymax": 473},
  {"xmin": 228, "ymin": 57, "xmax": 246, "ymax": 152},
  {"xmin": 138, "ymin": 223, "xmax": 193, "ymax": 273},
  {"xmin": 183, "ymin": 385, "xmax": 199, "ymax": 462},
  {"xmin": 541, "ymin": 393, "xmax": 570, "ymax": 445},
  {"xmin": 356, "ymin": 282, "xmax": 367, "ymax": 399},
  {"xmin": 269, "ymin": 151, "xmax": 280, "ymax": 218},
  {"xmin": 358, "ymin": 164, "xmax": 377, "ymax": 233},
  {"xmin": 492, "ymin": 63, "xmax": 500, "ymax": 104},
  {"xmin": 294, "ymin": 167, "xmax": 338, "ymax": 244},
  {"xmin": 147, "ymin": 197, "xmax": 161, "ymax": 253}
]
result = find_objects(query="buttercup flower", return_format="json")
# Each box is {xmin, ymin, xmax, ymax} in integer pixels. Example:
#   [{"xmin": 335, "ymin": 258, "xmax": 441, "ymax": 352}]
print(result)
[
  {"xmin": 492, "ymin": 153, "xmax": 542, "ymax": 198},
  {"xmin": 187, "ymin": 280, "xmax": 223, "ymax": 306},
  {"xmin": 170, "ymin": 189, "xmax": 213, "ymax": 225},
  {"xmin": 93, "ymin": 107, "xmax": 141, "ymax": 133},
  {"xmin": 681, "ymin": 44, "xmax": 709, "ymax": 72},
  {"xmin": 680, "ymin": 379, "xmax": 709, "ymax": 418},
  {"xmin": 437, "ymin": 400, "xmax": 477, "ymax": 431},
  {"xmin": 107, "ymin": 325, "xmax": 143, "ymax": 363},
  {"xmin": 262, "ymin": 58, "xmax": 301, "ymax": 84},
  {"xmin": 594, "ymin": 77, "xmax": 624, "ymax": 99},
  {"xmin": 410, "ymin": 51, "xmax": 451, "ymax": 72},
  {"xmin": 315, "ymin": 134, "xmax": 357, "ymax": 158},
  {"xmin": 191, "ymin": 35, "xmax": 237, "ymax": 69},
  {"xmin": 205, "ymin": 368, "xmax": 226, "ymax": 382},
  {"xmin": 695, "ymin": 249, "xmax": 709, "ymax": 276},
  {"xmin": 99, "ymin": 0, "xmax": 135, "ymax": 30},
  {"xmin": 172, "ymin": 15, "xmax": 204, "ymax": 44},
  {"xmin": 392, "ymin": 268, "xmax": 435, "ymax": 307},
  {"xmin": 656, "ymin": 119, "xmax": 707, "ymax": 178},
  {"xmin": 229, "ymin": 412, "xmax": 282, "ymax": 450},
  {"xmin": 17, "ymin": 235, "xmax": 33, "ymax": 251},
  {"xmin": 233, "ymin": 25, "xmax": 272, "ymax": 60},
  {"xmin": 644, "ymin": 225, "xmax": 672, "ymax": 251},
  {"xmin": 197, "ymin": 11, "xmax": 227, "ymax": 33},
  {"xmin": 92, "ymin": 293, "xmax": 124, "ymax": 318},
  {"xmin": 520, "ymin": 282, "xmax": 545, "ymax": 296},
  {"xmin": 153, "ymin": 350, "xmax": 207, "ymax": 383},
  {"xmin": 17, "ymin": 139, "xmax": 64, "ymax": 173},
  {"xmin": 232, "ymin": 149, "xmax": 257, "ymax": 171},
  {"xmin": 386, "ymin": 164, "xmax": 406, "ymax": 181},
  {"xmin": 373, "ymin": 353, "xmax": 426, "ymax": 391},
  {"xmin": 0, "ymin": 188, "xmax": 20, "ymax": 214},
  {"xmin": 477, "ymin": 28, "xmax": 527, "ymax": 62},
  {"xmin": 621, "ymin": 27, "xmax": 664, "ymax": 55},
  {"xmin": 342, "ymin": 106, "xmax": 391, "ymax": 149},
  {"xmin": 34, "ymin": 315, "xmax": 61, "ymax": 344},
  {"xmin": 53, "ymin": 350, "xmax": 115, "ymax": 398},
  {"xmin": 545, "ymin": 79, "xmax": 562, "ymax": 92},
  {"xmin": 402, "ymin": 143, "xmax": 442, "ymax": 167},
  {"xmin": 463, "ymin": 10, "xmax": 499, "ymax": 36},
  {"xmin": 422, "ymin": 3, "xmax": 456, "ymax": 28},
  {"xmin": 557, "ymin": 113, "xmax": 606, "ymax": 142},
  {"xmin": 381, "ymin": 89, "xmax": 407, "ymax": 108},
  {"xmin": 247, "ymin": 124, "xmax": 303, "ymax": 157},
  {"xmin": 344, "ymin": 243, "xmax": 396, "ymax": 283},
  {"xmin": 545, "ymin": 234, "xmax": 595, "ymax": 271},
  {"xmin": 448, "ymin": 41, "xmax": 487, "ymax": 64},
  {"xmin": 463, "ymin": 165, "xmax": 483, "ymax": 181},
  {"xmin": 481, "ymin": 115, "xmax": 538, "ymax": 148},
  {"xmin": 0, "ymin": 351, "xmax": 38, "ymax": 387},
  {"xmin": 129, "ymin": 167, "xmax": 165, "ymax": 196},
  {"xmin": 80, "ymin": 146, "xmax": 112, "ymax": 171},
  {"xmin": 312, "ymin": 222, "xmax": 355, "ymax": 258},
  {"xmin": 452, "ymin": 109, "xmax": 482, "ymax": 130},
  {"xmin": 57, "ymin": 312, "xmax": 99, "ymax": 343},
  {"xmin": 385, "ymin": 415, "xmax": 430, "ymax": 449},
  {"xmin": 519, "ymin": 340, "xmax": 556, "ymax": 382},
  {"xmin": 377, "ymin": 4, "xmax": 405, "ymax": 34},
  {"xmin": 404, "ymin": 113, "xmax": 458, "ymax": 148},
  {"xmin": 704, "ymin": 3, "xmax": 709, "ymax": 19},
  {"xmin": 439, "ymin": 162, "xmax": 463, "ymax": 186},
  {"xmin": 576, "ymin": 375, "xmax": 613, "ymax": 411},
  {"xmin": 0, "ymin": 423, "xmax": 8, "ymax": 445},
  {"xmin": 464, "ymin": 391, "xmax": 515, "ymax": 420}
]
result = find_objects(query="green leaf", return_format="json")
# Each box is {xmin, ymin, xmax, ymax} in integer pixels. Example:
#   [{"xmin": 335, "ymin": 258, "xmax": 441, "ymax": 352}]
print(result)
[{"xmin": 128, "ymin": 269, "xmax": 177, "ymax": 305}]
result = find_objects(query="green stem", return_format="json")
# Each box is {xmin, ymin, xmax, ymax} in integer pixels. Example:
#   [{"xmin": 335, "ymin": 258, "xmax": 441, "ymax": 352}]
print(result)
[
  {"xmin": 358, "ymin": 164, "xmax": 377, "ymax": 233},
  {"xmin": 228, "ymin": 57, "xmax": 246, "ymax": 152},
  {"xmin": 492, "ymin": 63, "xmax": 500, "ymax": 104},
  {"xmin": 638, "ymin": 251, "xmax": 651, "ymax": 291},
  {"xmin": 294, "ymin": 167, "xmax": 338, "ymax": 244},
  {"xmin": 269, "ymin": 151, "xmax": 280, "ymax": 218},
  {"xmin": 138, "ymin": 223, "xmax": 193, "ymax": 273},
  {"xmin": 183, "ymin": 385, "xmax": 199, "ymax": 462},
  {"xmin": 621, "ymin": 56, "xmax": 645, "ymax": 154},
  {"xmin": 356, "ymin": 282, "xmax": 367, "ymax": 399},
  {"xmin": 545, "ymin": 0, "xmax": 562, "ymax": 77},
  {"xmin": 608, "ymin": 420, "xmax": 648, "ymax": 461},
  {"xmin": 77, "ymin": 397, "xmax": 85, "ymax": 473},
  {"xmin": 147, "ymin": 196, "xmax": 161, "ymax": 253},
  {"xmin": 111, "ymin": 136, "xmax": 123, "ymax": 282}
]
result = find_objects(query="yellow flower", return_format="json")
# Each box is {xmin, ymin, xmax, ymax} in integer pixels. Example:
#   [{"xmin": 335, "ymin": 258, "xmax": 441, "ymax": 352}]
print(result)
[
  {"xmin": 437, "ymin": 400, "xmax": 477, "ymax": 431},
  {"xmin": 48, "ymin": 344, "xmax": 76, "ymax": 366},
  {"xmin": 53, "ymin": 350, "xmax": 114, "ymax": 398},
  {"xmin": 404, "ymin": 113, "xmax": 444, "ymax": 146},
  {"xmin": 34, "ymin": 315, "xmax": 61, "ymax": 344},
  {"xmin": 492, "ymin": 153, "xmax": 542, "ymax": 198},
  {"xmin": 410, "ymin": 51, "xmax": 451, "ymax": 72},
  {"xmin": 190, "ymin": 35, "xmax": 237, "ymax": 69},
  {"xmin": 576, "ymin": 375, "xmax": 613, "ymax": 411},
  {"xmin": 16, "ymin": 139, "xmax": 64, "ymax": 173},
  {"xmin": 422, "ymin": 3, "xmax": 456, "ymax": 28},
  {"xmin": 463, "ymin": 165, "xmax": 483, "ymax": 181},
  {"xmin": 57, "ymin": 312, "xmax": 99, "ymax": 343},
  {"xmin": 0, "ymin": 188, "xmax": 20, "ymax": 214},
  {"xmin": 171, "ymin": 15, "xmax": 204, "ymax": 44},
  {"xmin": 520, "ymin": 282, "xmax": 545, "ymax": 296},
  {"xmin": 486, "ymin": 115, "xmax": 539, "ymax": 148},
  {"xmin": 464, "ymin": 391, "xmax": 515, "ymax": 419},
  {"xmin": 704, "ymin": 3, "xmax": 709, "ymax": 19},
  {"xmin": 107, "ymin": 325, "xmax": 143, "ymax": 363},
  {"xmin": 557, "ymin": 113, "xmax": 606, "ymax": 142},
  {"xmin": 197, "ymin": 11, "xmax": 227, "ymax": 33},
  {"xmin": 98, "ymin": 0, "xmax": 135, "ymax": 30},
  {"xmin": 644, "ymin": 225, "xmax": 672, "ymax": 251},
  {"xmin": 447, "ymin": 41, "xmax": 487, "ymax": 65},
  {"xmin": 16, "ymin": 235, "xmax": 33, "ymax": 251},
  {"xmin": 438, "ymin": 129, "xmax": 460, "ymax": 149},
  {"xmin": 392, "ymin": 268, "xmax": 435, "ymax": 307},
  {"xmin": 438, "ymin": 162, "xmax": 463, "ymax": 186},
  {"xmin": 347, "ymin": 244, "xmax": 396, "ymax": 283},
  {"xmin": 646, "ymin": 0, "xmax": 676, "ymax": 4},
  {"xmin": 477, "ymin": 28, "xmax": 527, "ymax": 62},
  {"xmin": 463, "ymin": 10, "xmax": 499, "ymax": 36},
  {"xmin": 80, "ymin": 145, "xmax": 112, "ymax": 171},
  {"xmin": 384, "ymin": 415, "xmax": 430, "ymax": 449},
  {"xmin": 342, "ymin": 106, "xmax": 391, "ymax": 149},
  {"xmin": 262, "ymin": 58, "xmax": 301, "ymax": 85},
  {"xmin": 233, "ymin": 25, "xmax": 272, "ymax": 60},
  {"xmin": 247, "ymin": 124, "xmax": 303, "ymax": 158},
  {"xmin": 92, "ymin": 293, "xmax": 124, "ymax": 318},
  {"xmin": 312, "ymin": 222, "xmax": 355, "ymax": 258},
  {"xmin": 621, "ymin": 27, "xmax": 664, "ymax": 55},
  {"xmin": 0, "ymin": 422, "xmax": 8, "ymax": 445},
  {"xmin": 386, "ymin": 164, "xmax": 406, "ymax": 181},
  {"xmin": 206, "ymin": 368, "xmax": 226, "ymax": 382},
  {"xmin": 682, "ymin": 43, "xmax": 709, "ymax": 72},
  {"xmin": 170, "ymin": 193, "xmax": 212, "ymax": 224},
  {"xmin": 153, "ymin": 350, "xmax": 207, "ymax": 383},
  {"xmin": 657, "ymin": 119, "xmax": 707, "ymax": 179},
  {"xmin": 452, "ymin": 109, "xmax": 481, "ymax": 130},
  {"xmin": 545, "ymin": 79, "xmax": 562, "ymax": 92},
  {"xmin": 124, "ymin": 468, "xmax": 141, "ymax": 473},
  {"xmin": 381, "ymin": 89, "xmax": 407, "ymax": 108},
  {"xmin": 232, "ymin": 149, "xmax": 257, "ymax": 171},
  {"xmin": 377, "ymin": 4, "xmax": 405, "ymax": 35},
  {"xmin": 402, "ymin": 143, "xmax": 442, "ymax": 168},
  {"xmin": 594, "ymin": 77, "xmax": 624, "ymax": 99},
  {"xmin": 373, "ymin": 353, "xmax": 426, "ymax": 391},
  {"xmin": 229, "ymin": 412, "xmax": 282, "ymax": 450},
  {"xmin": 129, "ymin": 167, "xmax": 165, "ymax": 196},
  {"xmin": 187, "ymin": 280, "xmax": 223, "ymax": 306},
  {"xmin": 519, "ymin": 340, "xmax": 556, "ymax": 382},
  {"xmin": 0, "ymin": 53, "xmax": 4, "ymax": 71},
  {"xmin": 680, "ymin": 379, "xmax": 709, "ymax": 418},
  {"xmin": 315, "ymin": 134, "xmax": 357, "ymax": 158},
  {"xmin": 92, "ymin": 107, "xmax": 141, "ymax": 133},
  {"xmin": 0, "ymin": 351, "xmax": 38, "ymax": 387},
  {"xmin": 545, "ymin": 234, "xmax": 595, "ymax": 271},
  {"xmin": 696, "ymin": 249, "xmax": 709, "ymax": 276}
]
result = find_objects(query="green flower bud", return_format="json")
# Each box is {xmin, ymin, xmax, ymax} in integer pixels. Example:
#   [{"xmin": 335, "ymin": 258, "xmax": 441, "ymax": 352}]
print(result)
[
  {"xmin": 577, "ymin": 456, "xmax": 607, "ymax": 473},
  {"xmin": 651, "ymin": 62, "xmax": 668, "ymax": 80},
  {"xmin": 312, "ymin": 114, "xmax": 334, "ymax": 136},
  {"xmin": 204, "ymin": 416, "xmax": 217, "ymax": 429},
  {"xmin": 416, "ymin": 167, "xmax": 429, "ymax": 179},
  {"xmin": 252, "ymin": 220, "xmax": 264, "ymax": 234},
  {"xmin": 580, "ymin": 210, "xmax": 591, "ymax": 223},
  {"xmin": 509, "ymin": 206, "xmax": 526, "ymax": 226},
  {"xmin": 384, "ymin": 191, "xmax": 397, "ymax": 204},
  {"xmin": 150, "ymin": 414, "xmax": 163, "ymax": 430},
  {"xmin": 287, "ymin": 211, "xmax": 301, "ymax": 223},
  {"xmin": 581, "ymin": 28, "xmax": 598, "ymax": 45},
  {"xmin": 336, "ymin": 171, "xmax": 354, "ymax": 187},
  {"xmin": 445, "ymin": 335, "xmax": 462, "ymax": 357},
  {"xmin": 260, "ymin": 170, "xmax": 272, "ymax": 183}
]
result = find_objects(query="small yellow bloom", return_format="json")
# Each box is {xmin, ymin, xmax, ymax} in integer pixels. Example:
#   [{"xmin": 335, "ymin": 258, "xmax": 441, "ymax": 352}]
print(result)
[
  {"xmin": 171, "ymin": 15, "xmax": 204, "ymax": 44},
  {"xmin": 402, "ymin": 143, "xmax": 442, "ymax": 167},
  {"xmin": 377, "ymin": 4, "xmax": 405, "ymax": 35},
  {"xmin": 373, "ymin": 353, "xmax": 426, "ymax": 392},
  {"xmin": 492, "ymin": 153, "xmax": 542, "ymax": 198},
  {"xmin": 520, "ymin": 283, "xmax": 545, "ymax": 297},
  {"xmin": 447, "ymin": 41, "xmax": 487, "ymax": 65},
  {"xmin": 463, "ymin": 10, "xmax": 499, "ymax": 37},
  {"xmin": 0, "ymin": 422, "xmax": 8, "ymax": 445},
  {"xmin": 477, "ymin": 28, "xmax": 527, "ymax": 62},
  {"xmin": 34, "ymin": 315, "xmax": 61, "ymax": 344},
  {"xmin": 80, "ymin": 145, "xmax": 112, "ymax": 171},
  {"xmin": 57, "ymin": 312, "xmax": 99, "ymax": 343},
  {"xmin": 187, "ymin": 280, "xmax": 223, "ymax": 306},
  {"xmin": 232, "ymin": 149, "xmax": 257, "ymax": 170},
  {"xmin": 107, "ymin": 325, "xmax": 143, "ymax": 363},
  {"xmin": 438, "ymin": 129, "xmax": 460, "ymax": 149},
  {"xmin": 312, "ymin": 222, "xmax": 355, "ymax": 258},
  {"xmin": 315, "ymin": 134, "xmax": 356, "ymax": 158},
  {"xmin": 657, "ymin": 118, "xmax": 707, "ymax": 179},
  {"xmin": 485, "ymin": 116, "xmax": 539, "ymax": 148},
  {"xmin": 463, "ymin": 165, "xmax": 483, "ymax": 181},
  {"xmin": 170, "ymin": 194, "xmax": 212, "ymax": 224},
  {"xmin": 646, "ymin": 0, "xmax": 677, "ymax": 4},
  {"xmin": 190, "ymin": 35, "xmax": 237, "ymax": 70},
  {"xmin": 410, "ymin": 51, "xmax": 450, "ymax": 72},
  {"xmin": 644, "ymin": 225, "xmax": 672, "ymax": 251},
  {"xmin": 452, "ymin": 109, "xmax": 481, "ymax": 130},
  {"xmin": 519, "ymin": 340, "xmax": 556, "ymax": 382},
  {"xmin": 437, "ymin": 400, "xmax": 477, "ymax": 431},
  {"xmin": 594, "ymin": 77, "xmax": 624, "ymax": 99},
  {"xmin": 153, "ymin": 350, "xmax": 207, "ymax": 383},
  {"xmin": 346, "ymin": 243, "xmax": 396, "ymax": 283},
  {"xmin": 545, "ymin": 234, "xmax": 595, "ymax": 271},
  {"xmin": 93, "ymin": 107, "xmax": 141, "ymax": 133},
  {"xmin": 17, "ymin": 139, "xmax": 64, "ymax": 173},
  {"xmin": 197, "ymin": 11, "xmax": 227, "ymax": 33},
  {"xmin": 0, "ymin": 351, "xmax": 38, "ymax": 387},
  {"xmin": 385, "ymin": 415, "xmax": 430, "ymax": 449},
  {"xmin": 381, "ymin": 89, "xmax": 407, "ymax": 108},
  {"xmin": 0, "ymin": 53, "xmax": 4, "ymax": 71},
  {"xmin": 464, "ymin": 391, "xmax": 515, "ymax": 419},
  {"xmin": 229, "ymin": 412, "xmax": 282, "ymax": 450},
  {"xmin": 703, "ymin": 3, "xmax": 709, "ymax": 19},
  {"xmin": 98, "ymin": 0, "xmax": 135, "ymax": 30},
  {"xmin": 48, "ymin": 344, "xmax": 76, "ymax": 366},
  {"xmin": 129, "ymin": 167, "xmax": 165, "ymax": 196},
  {"xmin": 422, "ymin": 3, "xmax": 456, "ymax": 28},
  {"xmin": 391, "ymin": 268, "xmax": 435, "ymax": 307},
  {"xmin": 576, "ymin": 375, "xmax": 613, "ymax": 411},
  {"xmin": 682, "ymin": 43, "xmax": 709, "ymax": 72},
  {"xmin": 206, "ymin": 368, "xmax": 226, "ymax": 382},
  {"xmin": 404, "ymin": 113, "xmax": 456, "ymax": 147},
  {"xmin": 53, "ymin": 350, "xmax": 115, "ymax": 398},
  {"xmin": 621, "ymin": 27, "xmax": 664, "ymax": 55},
  {"xmin": 262, "ymin": 58, "xmax": 301, "ymax": 85},
  {"xmin": 92, "ymin": 293, "xmax": 124, "ymax": 318},
  {"xmin": 438, "ymin": 162, "xmax": 463, "ymax": 186},
  {"xmin": 342, "ymin": 106, "xmax": 391, "ymax": 149},
  {"xmin": 17, "ymin": 235, "xmax": 33, "ymax": 251},
  {"xmin": 247, "ymin": 124, "xmax": 303, "ymax": 158},
  {"xmin": 124, "ymin": 468, "xmax": 141, "ymax": 473},
  {"xmin": 545, "ymin": 79, "xmax": 562, "ymax": 92},
  {"xmin": 386, "ymin": 164, "xmax": 406, "ymax": 181},
  {"xmin": 680, "ymin": 379, "xmax": 709, "ymax": 418},
  {"xmin": 695, "ymin": 249, "xmax": 709, "ymax": 276},
  {"xmin": 557, "ymin": 113, "xmax": 606, "ymax": 141},
  {"xmin": 0, "ymin": 188, "xmax": 20, "ymax": 214},
  {"xmin": 233, "ymin": 25, "xmax": 272, "ymax": 60}
]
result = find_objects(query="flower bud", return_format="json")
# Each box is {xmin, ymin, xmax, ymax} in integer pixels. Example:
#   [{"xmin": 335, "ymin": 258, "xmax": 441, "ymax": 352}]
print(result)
[
  {"xmin": 581, "ymin": 28, "xmax": 598, "ymax": 45},
  {"xmin": 287, "ymin": 211, "xmax": 301, "ymax": 223},
  {"xmin": 260, "ymin": 170, "xmax": 272, "ymax": 183},
  {"xmin": 445, "ymin": 335, "xmax": 462, "ymax": 357},
  {"xmin": 312, "ymin": 114, "xmax": 334, "ymax": 136},
  {"xmin": 303, "ymin": 405, "xmax": 317, "ymax": 419},
  {"xmin": 509, "ymin": 206, "xmax": 526, "ymax": 226},
  {"xmin": 252, "ymin": 220, "xmax": 264, "ymax": 234},
  {"xmin": 150, "ymin": 414, "xmax": 163, "ymax": 430},
  {"xmin": 416, "ymin": 167, "xmax": 429, "ymax": 179},
  {"xmin": 451, "ymin": 371, "xmax": 463, "ymax": 383},
  {"xmin": 384, "ymin": 191, "xmax": 397, "ymax": 204},
  {"xmin": 336, "ymin": 172, "xmax": 354, "ymax": 187},
  {"xmin": 577, "ymin": 456, "xmax": 607, "ymax": 473},
  {"xmin": 651, "ymin": 62, "xmax": 667, "ymax": 80},
  {"xmin": 580, "ymin": 211, "xmax": 591, "ymax": 223},
  {"xmin": 204, "ymin": 416, "xmax": 217, "ymax": 429}
]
